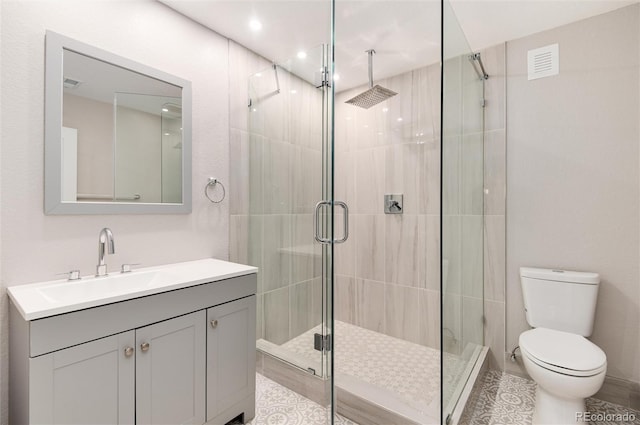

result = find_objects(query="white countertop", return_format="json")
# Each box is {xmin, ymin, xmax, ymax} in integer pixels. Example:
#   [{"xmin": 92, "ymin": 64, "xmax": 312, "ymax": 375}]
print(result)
[{"xmin": 8, "ymin": 258, "xmax": 257, "ymax": 321}]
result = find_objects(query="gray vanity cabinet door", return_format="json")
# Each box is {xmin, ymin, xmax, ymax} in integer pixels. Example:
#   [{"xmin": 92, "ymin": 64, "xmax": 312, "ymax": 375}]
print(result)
[
  {"xmin": 207, "ymin": 295, "xmax": 256, "ymax": 422},
  {"xmin": 29, "ymin": 331, "xmax": 135, "ymax": 424},
  {"xmin": 136, "ymin": 310, "xmax": 206, "ymax": 425}
]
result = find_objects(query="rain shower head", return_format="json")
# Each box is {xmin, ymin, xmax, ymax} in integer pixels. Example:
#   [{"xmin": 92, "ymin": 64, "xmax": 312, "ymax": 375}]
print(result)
[{"xmin": 345, "ymin": 49, "xmax": 397, "ymax": 109}]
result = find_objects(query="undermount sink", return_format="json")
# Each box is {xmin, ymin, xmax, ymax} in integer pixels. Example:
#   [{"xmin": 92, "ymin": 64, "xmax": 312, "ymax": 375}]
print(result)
[{"xmin": 8, "ymin": 258, "xmax": 258, "ymax": 320}]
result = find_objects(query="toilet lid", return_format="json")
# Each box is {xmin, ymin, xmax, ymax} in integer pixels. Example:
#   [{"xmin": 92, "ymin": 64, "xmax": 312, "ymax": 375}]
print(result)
[{"xmin": 520, "ymin": 328, "xmax": 607, "ymax": 376}]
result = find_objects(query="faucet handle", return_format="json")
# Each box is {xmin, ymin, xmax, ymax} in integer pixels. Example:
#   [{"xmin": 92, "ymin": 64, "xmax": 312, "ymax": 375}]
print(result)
[
  {"xmin": 57, "ymin": 270, "xmax": 81, "ymax": 281},
  {"xmin": 121, "ymin": 263, "xmax": 141, "ymax": 273}
]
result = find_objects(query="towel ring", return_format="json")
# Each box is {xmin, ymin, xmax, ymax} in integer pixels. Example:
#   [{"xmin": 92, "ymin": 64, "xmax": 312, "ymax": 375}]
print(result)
[{"xmin": 205, "ymin": 178, "xmax": 226, "ymax": 203}]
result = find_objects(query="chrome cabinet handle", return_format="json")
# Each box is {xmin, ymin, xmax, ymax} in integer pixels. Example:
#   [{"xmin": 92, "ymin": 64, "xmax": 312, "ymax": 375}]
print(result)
[
  {"xmin": 140, "ymin": 342, "xmax": 150, "ymax": 352},
  {"xmin": 335, "ymin": 201, "xmax": 349, "ymax": 244},
  {"xmin": 124, "ymin": 346, "xmax": 134, "ymax": 357},
  {"xmin": 210, "ymin": 319, "xmax": 218, "ymax": 329}
]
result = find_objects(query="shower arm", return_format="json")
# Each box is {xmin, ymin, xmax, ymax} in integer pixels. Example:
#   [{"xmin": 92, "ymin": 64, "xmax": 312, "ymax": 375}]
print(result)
[{"xmin": 366, "ymin": 49, "xmax": 375, "ymax": 89}]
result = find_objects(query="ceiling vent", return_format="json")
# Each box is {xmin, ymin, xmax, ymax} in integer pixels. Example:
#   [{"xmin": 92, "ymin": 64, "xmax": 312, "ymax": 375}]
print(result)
[
  {"xmin": 63, "ymin": 77, "xmax": 82, "ymax": 89},
  {"xmin": 527, "ymin": 43, "xmax": 559, "ymax": 81}
]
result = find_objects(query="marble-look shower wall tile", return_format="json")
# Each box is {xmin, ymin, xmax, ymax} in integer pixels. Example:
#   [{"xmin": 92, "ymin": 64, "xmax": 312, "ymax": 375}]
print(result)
[
  {"xmin": 355, "ymin": 215, "xmax": 385, "ymax": 282},
  {"xmin": 230, "ymin": 214, "xmax": 248, "ymax": 265},
  {"xmin": 442, "ymin": 215, "xmax": 462, "ymax": 295},
  {"xmin": 461, "ymin": 133, "xmax": 484, "ymax": 215},
  {"xmin": 335, "ymin": 275, "xmax": 356, "ymax": 324},
  {"xmin": 480, "ymin": 43, "xmax": 506, "ymax": 132},
  {"xmin": 263, "ymin": 140, "xmax": 292, "ymax": 214},
  {"xmin": 264, "ymin": 287, "xmax": 290, "ymax": 345},
  {"xmin": 425, "ymin": 215, "xmax": 441, "ymax": 291},
  {"xmin": 249, "ymin": 134, "xmax": 265, "ymax": 214},
  {"xmin": 461, "ymin": 295, "xmax": 484, "ymax": 347},
  {"xmin": 461, "ymin": 61, "xmax": 484, "ymax": 135},
  {"xmin": 420, "ymin": 289, "xmax": 441, "ymax": 349},
  {"xmin": 292, "ymin": 146, "xmax": 322, "ymax": 214},
  {"xmin": 248, "ymin": 215, "xmax": 264, "ymax": 292},
  {"xmin": 262, "ymin": 214, "xmax": 292, "ymax": 292},
  {"xmin": 256, "ymin": 293, "xmax": 264, "ymax": 340},
  {"xmin": 229, "ymin": 41, "xmax": 270, "ymax": 132},
  {"xmin": 385, "ymin": 143, "xmax": 423, "ymax": 214},
  {"xmin": 422, "ymin": 139, "xmax": 441, "ymax": 215},
  {"xmin": 442, "ymin": 136, "xmax": 461, "ymax": 215},
  {"xmin": 355, "ymin": 279, "xmax": 385, "ymax": 333},
  {"xmin": 262, "ymin": 71, "xmax": 289, "ymax": 142},
  {"xmin": 384, "ymin": 214, "xmax": 424, "ymax": 287},
  {"xmin": 385, "ymin": 284, "xmax": 421, "ymax": 344},
  {"xmin": 355, "ymin": 148, "xmax": 386, "ymax": 214},
  {"xmin": 385, "ymin": 72, "xmax": 414, "ymax": 145},
  {"xmin": 311, "ymin": 277, "xmax": 323, "ymax": 327},
  {"xmin": 290, "ymin": 280, "xmax": 314, "ymax": 339},
  {"xmin": 230, "ymin": 129, "xmax": 250, "ymax": 215},
  {"xmin": 442, "ymin": 56, "xmax": 462, "ymax": 137},
  {"xmin": 412, "ymin": 64, "xmax": 441, "ymax": 143},
  {"xmin": 484, "ymin": 130, "xmax": 506, "ymax": 216},
  {"xmin": 335, "ymin": 151, "xmax": 356, "ymax": 210},
  {"xmin": 442, "ymin": 291, "xmax": 462, "ymax": 355},
  {"xmin": 484, "ymin": 215, "xmax": 505, "ymax": 302},
  {"xmin": 291, "ymin": 214, "xmax": 321, "ymax": 284},
  {"xmin": 484, "ymin": 299, "xmax": 506, "ymax": 370},
  {"xmin": 461, "ymin": 215, "xmax": 484, "ymax": 299}
]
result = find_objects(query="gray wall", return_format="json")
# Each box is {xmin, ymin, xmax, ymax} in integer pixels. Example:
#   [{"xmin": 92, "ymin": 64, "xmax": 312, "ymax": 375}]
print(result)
[
  {"xmin": 506, "ymin": 4, "xmax": 640, "ymax": 384},
  {"xmin": 0, "ymin": 1, "xmax": 231, "ymax": 421}
]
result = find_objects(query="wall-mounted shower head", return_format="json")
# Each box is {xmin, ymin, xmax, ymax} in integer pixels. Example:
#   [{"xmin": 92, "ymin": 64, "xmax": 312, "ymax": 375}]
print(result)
[{"xmin": 345, "ymin": 49, "xmax": 397, "ymax": 109}]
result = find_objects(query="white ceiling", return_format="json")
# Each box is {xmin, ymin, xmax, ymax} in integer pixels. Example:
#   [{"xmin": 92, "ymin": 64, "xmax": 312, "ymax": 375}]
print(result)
[{"xmin": 159, "ymin": 0, "xmax": 637, "ymax": 91}]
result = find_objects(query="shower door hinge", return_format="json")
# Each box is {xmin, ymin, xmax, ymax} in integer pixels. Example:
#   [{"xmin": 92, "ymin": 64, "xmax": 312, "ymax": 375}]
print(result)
[
  {"xmin": 481, "ymin": 98, "xmax": 486, "ymax": 108},
  {"xmin": 314, "ymin": 333, "xmax": 332, "ymax": 352},
  {"xmin": 446, "ymin": 413, "xmax": 452, "ymax": 424}
]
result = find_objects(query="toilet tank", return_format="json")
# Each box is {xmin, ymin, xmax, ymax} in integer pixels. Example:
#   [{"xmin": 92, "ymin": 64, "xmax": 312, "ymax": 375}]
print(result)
[{"xmin": 520, "ymin": 267, "xmax": 600, "ymax": 336}]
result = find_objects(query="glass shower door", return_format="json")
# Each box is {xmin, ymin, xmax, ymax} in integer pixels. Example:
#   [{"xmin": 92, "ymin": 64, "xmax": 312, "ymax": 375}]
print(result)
[
  {"xmin": 441, "ymin": 0, "xmax": 485, "ymax": 422},
  {"xmin": 247, "ymin": 45, "xmax": 336, "ymax": 380}
]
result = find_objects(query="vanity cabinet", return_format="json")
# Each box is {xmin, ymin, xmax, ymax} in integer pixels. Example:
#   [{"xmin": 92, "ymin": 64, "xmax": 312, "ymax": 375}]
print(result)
[
  {"xmin": 9, "ymin": 269, "xmax": 257, "ymax": 425},
  {"xmin": 30, "ymin": 331, "xmax": 136, "ymax": 424}
]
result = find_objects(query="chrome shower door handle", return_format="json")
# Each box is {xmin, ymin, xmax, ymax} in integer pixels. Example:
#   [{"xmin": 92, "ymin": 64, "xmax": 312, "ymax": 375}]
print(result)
[
  {"xmin": 314, "ymin": 201, "xmax": 332, "ymax": 244},
  {"xmin": 314, "ymin": 200, "xmax": 350, "ymax": 244},
  {"xmin": 334, "ymin": 201, "xmax": 349, "ymax": 244}
]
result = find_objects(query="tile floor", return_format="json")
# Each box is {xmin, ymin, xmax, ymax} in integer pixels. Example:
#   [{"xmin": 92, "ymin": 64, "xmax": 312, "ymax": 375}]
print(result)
[
  {"xmin": 461, "ymin": 370, "xmax": 640, "ymax": 425},
  {"xmin": 251, "ymin": 369, "xmax": 640, "ymax": 425}
]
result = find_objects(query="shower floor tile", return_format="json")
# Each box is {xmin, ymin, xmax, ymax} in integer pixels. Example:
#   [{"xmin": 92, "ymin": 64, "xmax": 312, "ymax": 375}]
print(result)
[
  {"xmin": 251, "ymin": 372, "xmax": 357, "ymax": 425},
  {"xmin": 462, "ymin": 370, "xmax": 640, "ymax": 425},
  {"xmin": 282, "ymin": 320, "xmax": 469, "ymax": 411}
]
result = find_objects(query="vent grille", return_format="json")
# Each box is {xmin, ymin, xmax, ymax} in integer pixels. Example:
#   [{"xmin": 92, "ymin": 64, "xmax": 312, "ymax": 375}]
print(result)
[{"xmin": 528, "ymin": 44, "xmax": 559, "ymax": 81}]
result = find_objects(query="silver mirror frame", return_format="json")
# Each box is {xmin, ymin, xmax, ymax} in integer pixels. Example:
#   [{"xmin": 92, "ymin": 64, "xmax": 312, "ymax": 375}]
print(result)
[{"xmin": 44, "ymin": 30, "xmax": 192, "ymax": 214}]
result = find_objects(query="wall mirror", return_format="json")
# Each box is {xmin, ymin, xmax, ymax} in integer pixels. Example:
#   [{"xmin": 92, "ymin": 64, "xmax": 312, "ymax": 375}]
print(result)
[{"xmin": 44, "ymin": 30, "xmax": 192, "ymax": 214}]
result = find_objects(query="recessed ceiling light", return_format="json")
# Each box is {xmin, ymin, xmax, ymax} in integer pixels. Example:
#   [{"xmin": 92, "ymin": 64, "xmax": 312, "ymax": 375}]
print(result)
[
  {"xmin": 290, "ymin": 89, "xmax": 297, "ymax": 94},
  {"xmin": 164, "ymin": 132, "xmax": 170, "ymax": 136},
  {"xmin": 162, "ymin": 108, "xmax": 169, "ymax": 112},
  {"xmin": 249, "ymin": 19, "xmax": 262, "ymax": 31},
  {"xmin": 397, "ymin": 117, "xmax": 403, "ymax": 122},
  {"xmin": 297, "ymin": 51, "xmax": 307, "ymax": 59},
  {"xmin": 333, "ymin": 73, "xmax": 340, "ymax": 81},
  {"xmin": 382, "ymin": 107, "xmax": 389, "ymax": 113},
  {"xmin": 255, "ymin": 73, "xmax": 262, "ymax": 77}
]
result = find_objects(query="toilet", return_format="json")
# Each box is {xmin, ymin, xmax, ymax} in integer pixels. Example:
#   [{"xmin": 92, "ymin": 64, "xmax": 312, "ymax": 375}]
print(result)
[{"xmin": 519, "ymin": 267, "xmax": 607, "ymax": 425}]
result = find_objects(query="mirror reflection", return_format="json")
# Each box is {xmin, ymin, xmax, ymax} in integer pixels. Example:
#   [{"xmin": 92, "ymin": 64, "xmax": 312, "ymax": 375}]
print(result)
[{"xmin": 61, "ymin": 49, "xmax": 183, "ymax": 203}]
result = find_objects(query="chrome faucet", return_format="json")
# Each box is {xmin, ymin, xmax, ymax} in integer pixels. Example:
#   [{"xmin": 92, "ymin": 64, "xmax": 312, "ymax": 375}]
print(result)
[{"xmin": 96, "ymin": 227, "xmax": 115, "ymax": 277}]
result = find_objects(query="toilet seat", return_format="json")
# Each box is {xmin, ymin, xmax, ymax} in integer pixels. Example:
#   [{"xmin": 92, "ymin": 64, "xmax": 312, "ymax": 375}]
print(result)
[{"xmin": 520, "ymin": 328, "xmax": 607, "ymax": 377}]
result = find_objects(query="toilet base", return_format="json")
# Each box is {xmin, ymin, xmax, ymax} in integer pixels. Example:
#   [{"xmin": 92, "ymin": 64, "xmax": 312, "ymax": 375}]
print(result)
[{"xmin": 532, "ymin": 385, "xmax": 586, "ymax": 425}]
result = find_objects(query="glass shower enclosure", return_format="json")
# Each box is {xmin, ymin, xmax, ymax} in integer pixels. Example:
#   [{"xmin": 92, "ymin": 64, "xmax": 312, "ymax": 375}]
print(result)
[{"xmin": 238, "ymin": 1, "xmax": 487, "ymax": 423}]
